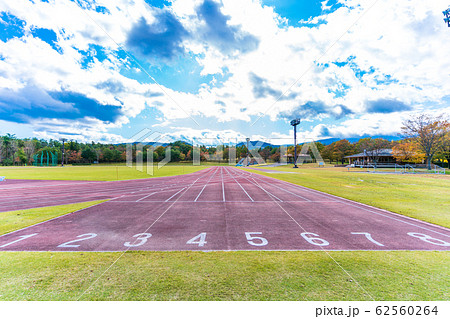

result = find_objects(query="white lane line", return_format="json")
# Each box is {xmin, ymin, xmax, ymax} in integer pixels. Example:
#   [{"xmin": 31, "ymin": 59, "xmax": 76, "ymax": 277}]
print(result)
[
  {"xmin": 241, "ymin": 169, "xmax": 331, "ymax": 200},
  {"xmin": 237, "ymin": 167, "xmax": 450, "ymax": 237},
  {"xmin": 232, "ymin": 166, "xmax": 375, "ymax": 301},
  {"xmin": 235, "ymin": 171, "xmax": 283, "ymax": 202},
  {"xmin": 194, "ymin": 166, "xmax": 219, "ymax": 202},
  {"xmin": 227, "ymin": 167, "xmax": 284, "ymax": 201},
  {"xmin": 235, "ymin": 169, "xmax": 312, "ymax": 201},
  {"xmin": 165, "ymin": 187, "xmax": 187, "ymax": 202},
  {"xmin": 224, "ymin": 167, "xmax": 254, "ymax": 202},
  {"xmin": 135, "ymin": 192, "xmax": 156, "ymax": 202},
  {"xmin": 221, "ymin": 166, "xmax": 225, "ymax": 202},
  {"xmin": 109, "ymin": 200, "xmax": 338, "ymax": 203},
  {"xmin": 76, "ymin": 171, "xmax": 206, "ymax": 300}
]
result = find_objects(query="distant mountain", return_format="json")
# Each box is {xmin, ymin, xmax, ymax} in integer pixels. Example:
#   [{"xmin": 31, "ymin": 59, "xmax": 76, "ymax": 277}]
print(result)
[
  {"xmin": 315, "ymin": 135, "xmax": 402, "ymax": 145},
  {"xmin": 238, "ymin": 135, "xmax": 402, "ymax": 149},
  {"xmin": 119, "ymin": 135, "xmax": 402, "ymax": 148},
  {"xmin": 236, "ymin": 141, "xmax": 275, "ymax": 150}
]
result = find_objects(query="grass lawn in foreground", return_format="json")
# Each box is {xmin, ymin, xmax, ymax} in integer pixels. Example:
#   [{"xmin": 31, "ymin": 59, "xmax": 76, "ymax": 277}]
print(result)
[
  {"xmin": 243, "ymin": 165, "xmax": 450, "ymax": 228},
  {"xmin": 0, "ymin": 250, "xmax": 448, "ymax": 300},
  {"xmin": 0, "ymin": 165, "xmax": 208, "ymax": 181}
]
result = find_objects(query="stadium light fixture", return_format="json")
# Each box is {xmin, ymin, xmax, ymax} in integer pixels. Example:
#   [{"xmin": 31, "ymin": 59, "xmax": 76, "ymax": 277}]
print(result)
[
  {"xmin": 444, "ymin": 7, "xmax": 450, "ymax": 27},
  {"xmin": 290, "ymin": 119, "xmax": 301, "ymax": 168}
]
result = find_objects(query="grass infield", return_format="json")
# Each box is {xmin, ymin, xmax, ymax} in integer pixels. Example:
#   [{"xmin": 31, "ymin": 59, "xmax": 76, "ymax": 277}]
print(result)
[
  {"xmin": 0, "ymin": 201, "xmax": 107, "ymax": 236},
  {"xmin": 243, "ymin": 165, "xmax": 450, "ymax": 228},
  {"xmin": 0, "ymin": 164, "xmax": 208, "ymax": 181}
]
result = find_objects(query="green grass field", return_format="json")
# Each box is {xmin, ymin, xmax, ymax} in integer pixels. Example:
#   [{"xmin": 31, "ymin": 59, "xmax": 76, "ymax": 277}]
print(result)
[
  {"xmin": 243, "ymin": 165, "xmax": 450, "ymax": 228},
  {"xmin": 0, "ymin": 165, "xmax": 448, "ymax": 301},
  {"xmin": 0, "ymin": 250, "xmax": 448, "ymax": 300},
  {"xmin": 0, "ymin": 165, "xmax": 208, "ymax": 181},
  {"xmin": 0, "ymin": 201, "xmax": 106, "ymax": 236}
]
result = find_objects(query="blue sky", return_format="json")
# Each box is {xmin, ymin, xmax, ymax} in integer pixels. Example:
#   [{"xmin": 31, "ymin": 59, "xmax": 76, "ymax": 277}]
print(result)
[{"xmin": 0, "ymin": 0, "xmax": 449, "ymax": 144}]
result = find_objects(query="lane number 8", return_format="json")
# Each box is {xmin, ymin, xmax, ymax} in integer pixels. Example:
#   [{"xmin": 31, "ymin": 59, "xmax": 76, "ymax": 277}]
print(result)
[{"xmin": 407, "ymin": 233, "xmax": 450, "ymax": 246}]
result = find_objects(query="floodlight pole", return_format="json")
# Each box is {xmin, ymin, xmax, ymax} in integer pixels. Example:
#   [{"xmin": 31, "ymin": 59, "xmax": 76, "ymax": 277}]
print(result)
[
  {"xmin": 246, "ymin": 138, "xmax": 250, "ymax": 166},
  {"xmin": 293, "ymin": 125, "xmax": 298, "ymax": 168},
  {"xmin": 290, "ymin": 119, "xmax": 301, "ymax": 168}
]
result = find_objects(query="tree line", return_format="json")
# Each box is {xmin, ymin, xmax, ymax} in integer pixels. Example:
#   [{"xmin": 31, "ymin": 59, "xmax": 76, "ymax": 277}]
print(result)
[{"xmin": 1, "ymin": 114, "xmax": 448, "ymax": 168}]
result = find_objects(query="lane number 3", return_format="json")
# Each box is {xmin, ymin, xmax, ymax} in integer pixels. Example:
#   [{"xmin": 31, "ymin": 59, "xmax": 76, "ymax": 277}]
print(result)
[{"xmin": 124, "ymin": 233, "xmax": 152, "ymax": 247}]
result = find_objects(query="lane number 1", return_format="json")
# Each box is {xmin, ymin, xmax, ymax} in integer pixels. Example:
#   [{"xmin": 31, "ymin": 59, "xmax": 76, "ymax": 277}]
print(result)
[{"xmin": 0, "ymin": 233, "xmax": 38, "ymax": 248}]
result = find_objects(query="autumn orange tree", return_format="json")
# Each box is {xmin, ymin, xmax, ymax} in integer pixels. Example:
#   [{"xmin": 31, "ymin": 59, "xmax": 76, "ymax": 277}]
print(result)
[
  {"xmin": 401, "ymin": 114, "xmax": 449, "ymax": 170},
  {"xmin": 392, "ymin": 140, "xmax": 425, "ymax": 163},
  {"xmin": 332, "ymin": 139, "xmax": 355, "ymax": 164}
]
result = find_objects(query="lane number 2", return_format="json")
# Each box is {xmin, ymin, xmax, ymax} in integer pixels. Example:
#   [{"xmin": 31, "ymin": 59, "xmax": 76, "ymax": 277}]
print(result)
[
  {"xmin": 58, "ymin": 233, "xmax": 97, "ymax": 248},
  {"xmin": 187, "ymin": 233, "xmax": 207, "ymax": 247},
  {"xmin": 124, "ymin": 233, "xmax": 152, "ymax": 247},
  {"xmin": 245, "ymin": 232, "xmax": 268, "ymax": 246}
]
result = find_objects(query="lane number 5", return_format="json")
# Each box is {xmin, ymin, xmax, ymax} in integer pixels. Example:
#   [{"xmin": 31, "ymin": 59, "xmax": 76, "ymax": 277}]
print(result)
[{"xmin": 245, "ymin": 232, "xmax": 268, "ymax": 246}]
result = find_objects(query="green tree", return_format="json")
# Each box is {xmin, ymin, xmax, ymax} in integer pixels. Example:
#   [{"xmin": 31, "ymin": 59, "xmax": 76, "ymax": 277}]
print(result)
[
  {"xmin": 1, "ymin": 133, "xmax": 17, "ymax": 163},
  {"xmin": 102, "ymin": 148, "xmax": 114, "ymax": 162},
  {"xmin": 15, "ymin": 148, "xmax": 27, "ymax": 165},
  {"xmin": 170, "ymin": 148, "xmax": 181, "ymax": 162},
  {"xmin": 81, "ymin": 148, "xmax": 97, "ymax": 163}
]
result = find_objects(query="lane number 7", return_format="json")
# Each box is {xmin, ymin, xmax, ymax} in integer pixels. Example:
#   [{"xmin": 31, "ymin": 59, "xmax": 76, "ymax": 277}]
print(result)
[{"xmin": 351, "ymin": 232, "xmax": 384, "ymax": 246}]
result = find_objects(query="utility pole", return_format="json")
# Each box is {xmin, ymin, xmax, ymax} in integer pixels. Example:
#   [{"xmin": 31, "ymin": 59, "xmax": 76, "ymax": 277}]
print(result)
[
  {"xmin": 60, "ymin": 138, "xmax": 66, "ymax": 167},
  {"xmin": 290, "ymin": 119, "xmax": 301, "ymax": 168},
  {"xmin": 246, "ymin": 138, "xmax": 250, "ymax": 166}
]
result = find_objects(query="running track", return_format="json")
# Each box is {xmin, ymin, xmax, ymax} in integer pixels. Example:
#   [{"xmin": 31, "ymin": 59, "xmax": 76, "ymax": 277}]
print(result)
[{"xmin": 0, "ymin": 167, "xmax": 449, "ymax": 251}]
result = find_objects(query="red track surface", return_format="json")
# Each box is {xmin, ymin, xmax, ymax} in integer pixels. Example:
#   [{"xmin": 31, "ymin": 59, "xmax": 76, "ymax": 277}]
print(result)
[{"xmin": 0, "ymin": 167, "xmax": 449, "ymax": 251}]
